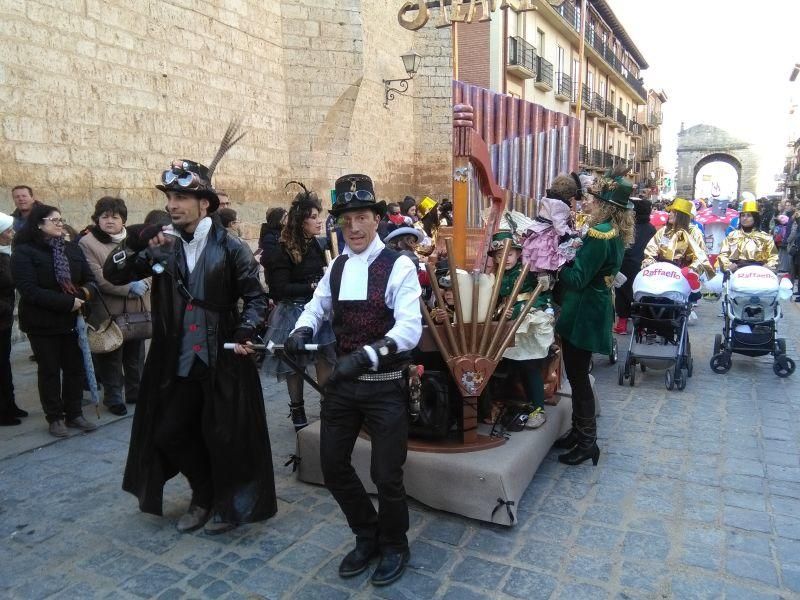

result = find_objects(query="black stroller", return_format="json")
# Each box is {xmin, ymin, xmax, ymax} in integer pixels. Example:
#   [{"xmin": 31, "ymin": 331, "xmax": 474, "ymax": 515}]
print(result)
[{"xmin": 709, "ymin": 267, "xmax": 795, "ymax": 377}]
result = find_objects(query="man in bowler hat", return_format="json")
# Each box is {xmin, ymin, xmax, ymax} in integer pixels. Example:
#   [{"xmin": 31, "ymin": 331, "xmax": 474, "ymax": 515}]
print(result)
[{"xmin": 286, "ymin": 174, "xmax": 422, "ymax": 586}]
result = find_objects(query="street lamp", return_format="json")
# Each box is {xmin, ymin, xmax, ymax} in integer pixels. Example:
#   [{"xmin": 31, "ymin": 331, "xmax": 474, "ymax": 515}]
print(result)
[{"xmin": 383, "ymin": 50, "xmax": 423, "ymax": 108}]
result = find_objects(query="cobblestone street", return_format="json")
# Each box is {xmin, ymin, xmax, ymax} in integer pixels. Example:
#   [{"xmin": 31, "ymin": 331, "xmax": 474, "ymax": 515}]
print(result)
[{"xmin": 2, "ymin": 298, "xmax": 799, "ymax": 600}]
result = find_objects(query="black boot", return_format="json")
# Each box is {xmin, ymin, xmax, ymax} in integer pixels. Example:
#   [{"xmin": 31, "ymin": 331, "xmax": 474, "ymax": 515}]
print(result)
[
  {"xmin": 288, "ymin": 403, "xmax": 308, "ymax": 432},
  {"xmin": 558, "ymin": 416, "xmax": 599, "ymax": 465},
  {"xmin": 11, "ymin": 403, "xmax": 28, "ymax": 418},
  {"xmin": 553, "ymin": 428, "xmax": 579, "ymax": 449},
  {"xmin": 370, "ymin": 549, "xmax": 410, "ymax": 587},
  {"xmin": 339, "ymin": 538, "xmax": 378, "ymax": 578},
  {"xmin": 0, "ymin": 414, "xmax": 22, "ymax": 426},
  {"xmin": 558, "ymin": 443, "xmax": 600, "ymax": 466}
]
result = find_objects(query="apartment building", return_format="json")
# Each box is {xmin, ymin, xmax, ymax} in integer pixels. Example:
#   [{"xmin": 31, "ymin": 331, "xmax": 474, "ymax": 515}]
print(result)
[
  {"xmin": 458, "ymin": 0, "xmax": 662, "ymax": 192},
  {"xmin": 638, "ymin": 89, "xmax": 668, "ymax": 197}
]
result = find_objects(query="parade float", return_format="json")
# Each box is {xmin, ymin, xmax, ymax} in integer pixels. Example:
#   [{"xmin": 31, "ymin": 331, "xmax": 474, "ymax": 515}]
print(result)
[{"xmin": 296, "ymin": 0, "xmax": 588, "ymax": 525}]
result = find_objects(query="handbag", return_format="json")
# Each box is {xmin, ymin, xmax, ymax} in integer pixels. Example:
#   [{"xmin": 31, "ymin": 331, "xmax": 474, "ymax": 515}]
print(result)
[
  {"xmin": 114, "ymin": 297, "xmax": 153, "ymax": 341},
  {"xmin": 88, "ymin": 319, "xmax": 124, "ymax": 354},
  {"xmin": 86, "ymin": 292, "xmax": 124, "ymax": 354}
]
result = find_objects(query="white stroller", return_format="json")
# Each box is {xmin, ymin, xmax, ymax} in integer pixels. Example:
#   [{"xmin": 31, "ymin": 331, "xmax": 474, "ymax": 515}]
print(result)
[
  {"xmin": 710, "ymin": 265, "xmax": 795, "ymax": 377},
  {"xmin": 618, "ymin": 263, "xmax": 693, "ymax": 391}
]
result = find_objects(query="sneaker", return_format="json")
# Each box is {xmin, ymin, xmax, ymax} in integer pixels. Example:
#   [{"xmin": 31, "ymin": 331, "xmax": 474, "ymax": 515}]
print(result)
[
  {"xmin": 525, "ymin": 407, "xmax": 547, "ymax": 429},
  {"xmin": 66, "ymin": 416, "xmax": 98, "ymax": 431},
  {"xmin": 108, "ymin": 404, "xmax": 128, "ymax": 416},
  {"xmin": 612, "ymin": 317, "xmax": 628, "ymax": 335},
  {"xmin": 49, "ymin": 420, "xmax": 68, "ymax": 437}
]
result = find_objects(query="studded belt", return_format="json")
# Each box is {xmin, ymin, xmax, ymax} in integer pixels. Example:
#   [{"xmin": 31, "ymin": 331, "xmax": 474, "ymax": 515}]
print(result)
[{"xmin": 356, "ymin": 370, "xmax": 404, "ymax": 382}]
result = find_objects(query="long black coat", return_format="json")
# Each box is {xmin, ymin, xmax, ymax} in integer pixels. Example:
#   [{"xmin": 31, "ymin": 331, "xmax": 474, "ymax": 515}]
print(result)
[
  {"xmin": 0, "ymin": 253, "xmax": 14, "ymax": 331},
  {"xmin": 11, "ymin": 240, "xmax": 93, "ymax": 335},
  {"xmin": 104, "ymin": 220, "xmax": 276, "ymax": 523}
]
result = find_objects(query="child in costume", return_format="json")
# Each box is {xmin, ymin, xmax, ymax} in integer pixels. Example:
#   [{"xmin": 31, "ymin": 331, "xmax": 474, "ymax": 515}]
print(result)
[
  {"xmin": 642, "ymin": 197, "xmax": 715, "ymax": 293},
  {"xmin": 490, "ymin": 230, "xmax": 554, "ymax": 429}
]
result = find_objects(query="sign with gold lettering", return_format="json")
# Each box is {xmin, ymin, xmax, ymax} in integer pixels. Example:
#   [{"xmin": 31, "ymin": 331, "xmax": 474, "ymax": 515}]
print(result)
[{"xmin": 398, "ymin": 0, "xmax": 537, "ymax": 31}]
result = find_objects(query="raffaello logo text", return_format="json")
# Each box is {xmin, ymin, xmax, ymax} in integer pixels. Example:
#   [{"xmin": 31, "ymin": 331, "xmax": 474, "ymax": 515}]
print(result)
[
  {"xmin": 734, "ymin": 271, "xmax": 775, "ymax": 281},
  {"xmin": 641, "ymin": 266, "xmax": 681, "ymax": 280}
]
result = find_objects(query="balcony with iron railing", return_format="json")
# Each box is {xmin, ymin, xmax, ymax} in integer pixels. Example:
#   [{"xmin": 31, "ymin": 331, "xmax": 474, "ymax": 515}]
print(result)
[
  {"xmin": 579, "ymin": 145, "xmax": 588, "ymax": 164},
  {"xmin": 590, "ymin": 149, "xmax": 602, "ymax": 166},
  {"xmin": 652, "ymin": 142, "xmax": 662, "ymax": 153},
  {"xmin": 535, "ymin": 55, "xmax": 554, "ymax": 90},
  {"xmin": 602, "ymin": 152, "xmax": 614, "ymax": 168},
  {"xmin": 648, "ymin": 111, "xmax": 663, "ymax": 127},
  {"xmin": 628, "ymin": 120, "xmax": 642, "ymax": 137},
  {"xmin": 555, "ymin": 72, "xmax": 572, "ymax": 101},
  {"xmin": 551, "ymin": 3, "xmax": 647, "ymax": 101},
  {"xmin": 616, "ymin": 109, "xmax": 628, "ymax": 129},
  {"xmin": 602, "ymin": 101, "xmax": 615, "ymax": 122},
  {"xmin": 640, "ymin": 145, "xmax": 654, "ymax": 161},
  {"xmin": 507, "ymin": 36, "xmax": 537, "ymax": 79}
]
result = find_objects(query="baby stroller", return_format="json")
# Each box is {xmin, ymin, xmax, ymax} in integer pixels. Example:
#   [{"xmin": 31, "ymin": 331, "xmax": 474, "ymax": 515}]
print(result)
[
  {"xmin": 710, "ymin": 266, "xmax": 795, "ymax": 377},
  {"xmin": 618, "ymin": 263, "xmax": 693, "ymax": 391}
]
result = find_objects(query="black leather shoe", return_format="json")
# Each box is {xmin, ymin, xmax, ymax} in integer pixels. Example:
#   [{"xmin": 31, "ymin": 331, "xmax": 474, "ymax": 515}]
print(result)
[
  {"xmin": 11, "ymin": 404, "xmax": 28, "ymax": 418},
  {"xmin": 370, "ymin": 550, "xmax": 410, "ymax": 587},
  {"xmin": 338, "ymin": 539, "xmax": 378, "ymax": 578},
  {"xmin": 108, "ymin": 404, "xmax": 128, "ymax": 416},
  {"xmin": 552, "ymin": 428, "xmax": 579, "ymax": 449},
  {"xmin": 558, "ymin": 443, "xmax": 600, "ymax": 466}
]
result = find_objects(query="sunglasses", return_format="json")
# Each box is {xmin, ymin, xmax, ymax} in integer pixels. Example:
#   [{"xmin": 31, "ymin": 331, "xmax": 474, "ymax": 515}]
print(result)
[
  {"xmin": 161, "ymin": 169, "xmax": 204, "ymax": 190},
  {"xmin": 340, "ymin": 190, "xmax": 374, "ymax": 202}
]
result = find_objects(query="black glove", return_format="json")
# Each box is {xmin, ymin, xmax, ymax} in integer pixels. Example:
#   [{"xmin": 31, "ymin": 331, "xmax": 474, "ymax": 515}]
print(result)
[
  {"xmin": 125, "ymin": 224, "xmax": 165, "ymax": 252},
  {"xmin": 284, "ymin": 326, "xmax": 313, "ymax": 358},
  {"xmin": 232, "ymin": 326, "xmax": 255, "ymax": 345},
  {"xmin": 329, "ymin": 348, "xmax": 373, "ymax": 384}
]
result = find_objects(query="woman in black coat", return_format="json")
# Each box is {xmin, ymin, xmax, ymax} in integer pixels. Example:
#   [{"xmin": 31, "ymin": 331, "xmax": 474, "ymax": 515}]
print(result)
[
  {"xmin": 11, "ymin": 204, "xmax": 97, "ymax": 437},
  {"xmin": 263, "ymin": 186, "xmax": 334, "ymax": 432},
  {"xmin": 258, "ymin": 207, "xmax": 287, "ymax": 278},
  {"xmin": 0, "ymin": 212, "xmax": 26, "ymax": 426},
  {"xmin": 613, "ymin": 199, "xmax": 656, "ymax": 334}
]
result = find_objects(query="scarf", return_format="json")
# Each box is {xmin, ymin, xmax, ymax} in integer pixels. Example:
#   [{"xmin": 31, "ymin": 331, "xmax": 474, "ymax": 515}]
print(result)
[{"xmin": 45, "ymin": 236, "xmax": 78, "ymax": 294}]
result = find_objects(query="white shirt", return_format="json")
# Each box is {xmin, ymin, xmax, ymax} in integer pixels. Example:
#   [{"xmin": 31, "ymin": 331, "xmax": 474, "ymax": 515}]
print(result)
[
  {"xmin": 294, "ymin": 235, "xmax": 422, "ymax": 369},
  {"xmin": 164, "ymin": 217, "xmax": 212, "ymax": 273}
]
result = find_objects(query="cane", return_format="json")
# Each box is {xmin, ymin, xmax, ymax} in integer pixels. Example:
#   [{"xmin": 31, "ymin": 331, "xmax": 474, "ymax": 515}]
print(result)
[{"xmin": 223, "ymin": 341, "xmax": 324, "ymax": 394}]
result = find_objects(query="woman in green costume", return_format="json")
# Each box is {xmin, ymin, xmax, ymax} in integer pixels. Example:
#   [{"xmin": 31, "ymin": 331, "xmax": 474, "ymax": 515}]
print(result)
[{"xmin": 553, "ymin": 170, "xmax": 635, "ymax": 465}]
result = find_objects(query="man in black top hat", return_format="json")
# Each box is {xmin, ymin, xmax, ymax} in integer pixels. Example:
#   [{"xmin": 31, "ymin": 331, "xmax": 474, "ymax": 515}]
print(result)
[
  {"xmin": 103, "ymin": 125, "xmax": 277, "ymax": 535},
  {"xmin": 286, "ymin": 174, "xmax": 422, "ymax": 587}
]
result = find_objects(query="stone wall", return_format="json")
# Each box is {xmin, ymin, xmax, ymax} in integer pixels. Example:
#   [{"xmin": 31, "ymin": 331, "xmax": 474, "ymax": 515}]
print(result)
[{"xmin": 0, "ymin": 0, "xmax": 452, "ymax": 236}]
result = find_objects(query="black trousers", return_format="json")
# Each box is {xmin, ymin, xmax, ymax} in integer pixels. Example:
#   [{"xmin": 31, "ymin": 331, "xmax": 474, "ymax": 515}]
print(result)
[
  {"xmin": 28, "ymin": 333, "xmax": 85, "ymax": 423},
  {"xmin": 0, "ymin": 327, "xmax": 14, "ymax": 417},
  {"xmin": 561, "ymin": 338, "xmax": 597, "ymax": 447},
  {"xmin": 614, "ymin": 276, "xmax": 635, "ymax": 319},
  {"xmin": 152, "ymin": 363, "xmax": 214, "ymax": 509},
  {"xmin": 94, "ymin": 339, "xmax": 144, "ymax": 406},
  {"xmin": 320, "ymin": 378, "xmax": 409, "ymax": 552}
]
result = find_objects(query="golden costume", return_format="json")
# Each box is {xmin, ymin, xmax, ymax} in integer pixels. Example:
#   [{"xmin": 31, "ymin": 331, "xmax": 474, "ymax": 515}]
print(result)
[
  {"xmin": 717, "ymin": 229, "xmax": 778, "ymax": 272},
  {"xmin": 642, "ymin": 224, "xmax": 715, "ymax": 278}
]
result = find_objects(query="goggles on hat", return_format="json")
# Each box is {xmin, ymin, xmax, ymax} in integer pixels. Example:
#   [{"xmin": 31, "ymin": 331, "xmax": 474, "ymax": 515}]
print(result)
[
  {"xmin": 161, "ymin": 168, "xmax": 204, "ymax": 190},
  {"xmin": 340, "ymin": 190, "xmax": 375, "ymax": 202}
]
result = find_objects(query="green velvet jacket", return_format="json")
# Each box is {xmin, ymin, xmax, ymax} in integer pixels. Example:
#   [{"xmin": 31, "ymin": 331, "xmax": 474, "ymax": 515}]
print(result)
[
  {"xmin": 498, "ymin": 261, "xmax": 552, "ymax": 319},
  {"xmin": 555, "ymin": 220, "xmax": 624, "ymax": 354}
]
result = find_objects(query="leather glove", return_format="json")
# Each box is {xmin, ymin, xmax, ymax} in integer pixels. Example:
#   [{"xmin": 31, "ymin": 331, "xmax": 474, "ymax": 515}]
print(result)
[
  {"xmin": 129, "ymin": 280, "xmax": 148, "ymax": 297},
  {"xmin": 125, "ymin": 224, "xmax": 165, "ymax": 252},
  {"xmin": 232, "ymin": 326, "xmax": 256, "ymax": 345},
  {"xmin": 284, "ymin": 326, "xmax": 313, "ymax": 358},
  {"xmin": 328, "ymin": 348, "xmax": 372, "ymax": 384}
]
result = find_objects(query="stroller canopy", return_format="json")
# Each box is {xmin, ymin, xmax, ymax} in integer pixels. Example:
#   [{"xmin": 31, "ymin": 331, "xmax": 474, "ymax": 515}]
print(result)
[{"xmin": 633, "ymin": 262, "xmax": 691, "ymax": 303}]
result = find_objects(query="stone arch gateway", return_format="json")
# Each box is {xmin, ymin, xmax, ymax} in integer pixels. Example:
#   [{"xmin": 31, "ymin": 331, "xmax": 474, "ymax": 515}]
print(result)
[{"xmin": 676, "ymin": 124, "xmax": 758, "ymax": 200}]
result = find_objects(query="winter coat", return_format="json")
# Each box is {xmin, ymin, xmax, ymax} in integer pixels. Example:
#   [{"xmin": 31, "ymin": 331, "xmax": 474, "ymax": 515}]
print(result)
[
  {"xmin": 103, "ymin": 219, "xmax": 276, "ymax": 523},
  {"xmin": 0, "ymin": 253, "xmax": 14, "ymax": 331},
  {"xmin": 268, "ymin": 238, "xmax": 327, "ymax": 302},
  {"xmin": 620, "ymin": 221, "xmax": 656, "ymax": 280},
  {"xmin": 556, "ymin": 221, "xmax": 624, "ymax": 355},
  {"xmin": 11, "ymin": 240, "xmax": 94, "ymax": 335},
  {"xmin": 78, "ymin": 226, "xmax": 151, "ymax": 317}
]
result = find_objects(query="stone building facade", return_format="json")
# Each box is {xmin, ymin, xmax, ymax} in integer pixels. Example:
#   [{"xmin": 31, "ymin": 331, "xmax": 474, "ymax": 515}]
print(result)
[{"xmin": 0, "ymin": 0, "xmax": 452, "ymax": 233}]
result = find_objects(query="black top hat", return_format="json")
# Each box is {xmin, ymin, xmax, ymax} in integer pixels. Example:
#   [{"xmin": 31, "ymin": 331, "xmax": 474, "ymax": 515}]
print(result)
[
  {"xmin": 155, "ymin": 120, "xmax": 245, "ymax": 213},
  {"xmin": 157, "ymin": 159, "xmax": 221, "ymax": 211},
  {"xmin": 330, "ymin": 174, "xmax": 386, "ymax": 217}
]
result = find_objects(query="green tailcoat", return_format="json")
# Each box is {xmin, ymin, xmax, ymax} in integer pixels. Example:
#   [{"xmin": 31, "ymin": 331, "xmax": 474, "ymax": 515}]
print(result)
[{"xmin": 556, "ymin": 221, "xmax": 624, "ymax": 354}]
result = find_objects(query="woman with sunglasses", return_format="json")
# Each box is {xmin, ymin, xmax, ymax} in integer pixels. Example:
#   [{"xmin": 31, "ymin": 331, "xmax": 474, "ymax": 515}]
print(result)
[
  {"xmin": 263, "ymin": 183, "xmax": 335, "ymax": 432},
  {"xmin": 11, "ymin": 204, "xmax": 97, "ymax": 438}
]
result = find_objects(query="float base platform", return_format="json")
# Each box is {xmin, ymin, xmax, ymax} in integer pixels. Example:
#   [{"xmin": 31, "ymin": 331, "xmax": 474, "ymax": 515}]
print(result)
[{"xmin": 295, "ymin": 377, "xmax": 596, "ymax": 526}]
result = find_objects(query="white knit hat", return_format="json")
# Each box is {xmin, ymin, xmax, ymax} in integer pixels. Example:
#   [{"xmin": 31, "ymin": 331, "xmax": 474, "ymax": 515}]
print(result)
[{"xmin": 0, "ymin": 212, "xmax": 13, "ymax": 234}]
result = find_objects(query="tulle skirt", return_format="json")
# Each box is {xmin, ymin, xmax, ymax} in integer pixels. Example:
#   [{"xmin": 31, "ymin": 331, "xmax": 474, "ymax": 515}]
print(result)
[
  {"xmin": 521, "ymin": 230, "xmax": 572, "ymax": 271},
  {"xmin": 261, "ymin": 301, "xmax": 336, "ymax": 380}
]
